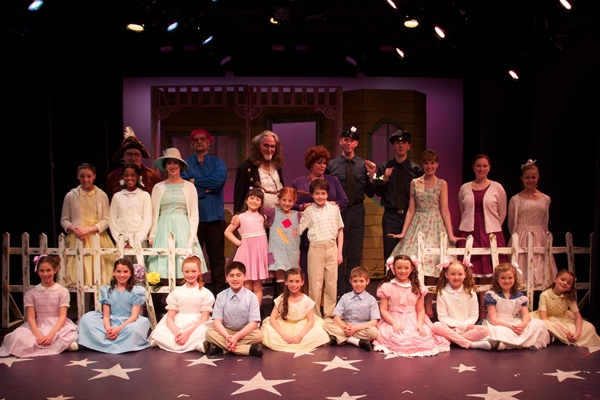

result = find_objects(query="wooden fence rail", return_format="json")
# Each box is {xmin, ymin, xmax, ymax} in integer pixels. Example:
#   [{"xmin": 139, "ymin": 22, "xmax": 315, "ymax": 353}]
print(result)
[{"xmin": 2, "ymin": 231, "xmax": 592, "ymax": 329}]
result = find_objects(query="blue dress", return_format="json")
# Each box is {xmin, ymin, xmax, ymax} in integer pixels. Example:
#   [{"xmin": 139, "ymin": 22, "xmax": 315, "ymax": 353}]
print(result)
[{"xmin": 78, "ymin": 285, "xmax": 151, "ymax": 353}]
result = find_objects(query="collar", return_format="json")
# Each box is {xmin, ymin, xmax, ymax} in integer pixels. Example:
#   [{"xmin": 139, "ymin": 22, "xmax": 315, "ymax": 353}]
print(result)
[
  {"xmin": 351, "ymin": 290, "xmax": 365, "ymax": 299},
  {"xmin": 391, "ymin": 278, "xmax": 411, "ymax": 287},
  {"xmin": 445, "ymin": 283, "xmax": 463, "ymax": 294},
  {"xmin": 35, "ymin": 283, "xmax": 60, "ymax": 292},
  {"xmin": 78, "ymin": 186, "xmax": 96, "ymax": 196},
  {"xmin": 546, "ymin": 289, "xmax": 564, "ymax": 300}
]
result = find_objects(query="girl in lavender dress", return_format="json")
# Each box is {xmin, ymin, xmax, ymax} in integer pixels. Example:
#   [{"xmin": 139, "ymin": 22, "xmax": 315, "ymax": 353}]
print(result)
[{"xmin": 0, "ymin": 255, "xmax": 78, "ymax": 357}]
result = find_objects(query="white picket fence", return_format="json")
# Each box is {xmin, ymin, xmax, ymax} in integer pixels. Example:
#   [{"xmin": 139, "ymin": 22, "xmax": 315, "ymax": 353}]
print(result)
[
  {"xmin": 2, "ymin": 232, "xmax": 194, "ymax": 329},
  {"xmin": 1, "ymin": 230, "xmax": 593, "ymax": 329}
]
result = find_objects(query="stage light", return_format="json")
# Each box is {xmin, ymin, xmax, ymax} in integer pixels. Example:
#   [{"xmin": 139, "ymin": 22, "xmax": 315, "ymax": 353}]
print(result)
[
  {"xmin": 346, "ymin": 56, "xmax": 357, "ymax": 66},
  {"xmin": 127, "ymin": 23, "xmax": 144, "ymax": 32},
  {"xmin": 559, "ymin": 0, "xmax": 572, "ymax": 10},
  {"xmin": 387, "ymin": 0, "xmax": 397, "ymax": 10},
  {"xmin": 270, "ymin": 17, "xmax": 278, "ymax": 24},
  {"xmin": 28, "ymin": 1, "xmax": 43, "ymax": 11},
  {"xmin": 404, "ymin": 17, "xmax": 419, "ymax": 28},
  {"xmin": 167, "ymin": 22, "xmax": 178, "ymax": 32},
  {"xmin": 220, "ymin": 55, "xmax": 231, "ymax": 66},
  {"xmin": 395, "ymin": 48, "xmax": 405, "ymax": 59},
  {"xmin": 434, "ymin": 26, "xmax": 446, "ymax": 39},
  {"xmin": 202, "ymin": 36, "xmax": 213, "ymax": 45},
  {"xmin": 508, "ymin": 70, "xmax": 519, "ymax": 81}
]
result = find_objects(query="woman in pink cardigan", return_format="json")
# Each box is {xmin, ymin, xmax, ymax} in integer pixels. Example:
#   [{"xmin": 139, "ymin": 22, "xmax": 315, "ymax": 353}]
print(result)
[{"xmin": 457, "ymin": 154, "xmax": 508, "ymax": 319}]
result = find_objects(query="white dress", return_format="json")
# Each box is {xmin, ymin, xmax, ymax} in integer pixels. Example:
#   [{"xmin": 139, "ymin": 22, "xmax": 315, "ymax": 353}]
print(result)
[
  {"xmin": 484, "ymin": 291, "xmax": 549, "ymax": 349},
  {"xmin": 149, "ymin": 284, "xmax": 215, "ymax": 353}
]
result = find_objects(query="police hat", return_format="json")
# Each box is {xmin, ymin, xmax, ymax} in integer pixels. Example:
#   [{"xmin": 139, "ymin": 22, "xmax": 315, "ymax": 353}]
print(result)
[
  {"xmin": 340, "ymin": 126, "xmax": 359, "ymax": 140},
  {"xmin": 389, "ymin": 130, "xmax": 412, "ymax": 144}
]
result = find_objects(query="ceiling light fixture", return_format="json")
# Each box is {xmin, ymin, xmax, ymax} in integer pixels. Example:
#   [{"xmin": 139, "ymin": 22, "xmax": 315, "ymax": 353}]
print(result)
[
  {"xmin": 126, "ymin": 23, "xmax": 144, "ymax": 32},
  {"xmin": 386, "ymin": 0, "xmax": 397, "ymax": 10},
  {"xmin": 559, "ymin": 0, "xmax": 572, "ymax": 10},
  {"xmin": 508, "ymin": 70, "xmax": 519, "ymax": 81},
  {"xmin": 220, "ymin": 55, "xmax": 231, "ymax": 66},
  {"xmin": 434, "ymin": 26, "xmax": 446, "ymax": 39},
  {"xmin": 167, "ymin": 22, "xmax": 178, "ymax": 32},
  {"xmin": 28, "ymin": 1, "xmax": 43, "ymax": 11},
  {"xmin": 346, "ymin": 56, "xmax": 357, "ymax": 66},
  {"xmin": 395, "ymin": 48, "xmax": 405, "ymax": 59},
  {"xmin": 404, "ymin": 17, "xmax": 419, "ymax": 28},
  {"xmin": 202, "ymin": 36, "xmax": 213, "ymax": 45},
  {"xmin": 270, "ymin": 17, "xmax": 278, "ymax": 24}
]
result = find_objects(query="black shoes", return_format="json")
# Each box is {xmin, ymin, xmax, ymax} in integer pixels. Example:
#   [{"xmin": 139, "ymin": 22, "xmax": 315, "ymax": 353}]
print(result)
[
  {"xmin": 358, "ymin": 339, "xmax": 372, "ymax": 352},
  {"xmin": 329, "ymin": 335, "xmax": 338, "ymax": 346},
  {"xmin": 204, "ymin": 341, "xmax": 220, "ymax": 357},
  {"xmin": 249, "ymin": 344, "xmax": 263, "ymax": 357}
]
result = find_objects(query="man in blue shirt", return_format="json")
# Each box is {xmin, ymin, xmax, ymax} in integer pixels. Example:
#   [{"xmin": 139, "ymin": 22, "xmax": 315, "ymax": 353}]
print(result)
[{"xmin": 182, "ymin": 129, "xmax": 228, "ymax": 295}]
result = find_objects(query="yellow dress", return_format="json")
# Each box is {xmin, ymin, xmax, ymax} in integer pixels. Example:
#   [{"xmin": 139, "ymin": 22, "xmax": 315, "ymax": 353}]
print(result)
[{"xmin": 65, "ymin": 188, "xmax": 116, "ymax": 286}]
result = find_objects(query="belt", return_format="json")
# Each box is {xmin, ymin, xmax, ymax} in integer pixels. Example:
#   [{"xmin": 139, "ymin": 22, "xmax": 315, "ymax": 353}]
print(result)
[{"xmin": 385, "ymin": 207, "xmax": 406, "ymax": 214}]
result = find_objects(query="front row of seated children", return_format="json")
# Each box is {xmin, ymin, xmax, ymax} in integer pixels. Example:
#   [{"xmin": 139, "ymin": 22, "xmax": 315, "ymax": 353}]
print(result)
[{"xmin": 2, "ymin": 254, "xmax": 600, "ymax": 358}]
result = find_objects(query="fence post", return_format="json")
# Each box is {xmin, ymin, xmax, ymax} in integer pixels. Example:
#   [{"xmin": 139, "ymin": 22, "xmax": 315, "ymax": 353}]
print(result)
[
  {"xmin": 2, "ymin": 233, "xmax": 10, "ymax": 328},
  {"xmin": 21, "ymin": 233, "xmax": 31, "ymax": 304},
  {"xmin": 566, "ymin": 232, "xmax": 574, "ymax": 273},
  {"xmin": 133, "ymin": 235, "xmax": 158, "ymax": 329},
  {"xmin": 489, "ymin": 233, "xmax": 499, "ymax": 268},
  {"xmin": 167, "ymin": 233, "xmax": 176, "ymax": 292},
  {"xmin": 58, "ymin": 234, "xmax": 67, "ymax": 287},
  {"xmin": 92, "ymin": 234, "xmax": 102, "ymax": 312},
  {"xmin": 417, "ymin": 232, "xmax": 425, "ymax": 285},
  {"xmin": 76, "ymin": 236, "xmax": 85, "ymax": 322},
  {"xmin": 544, "ymin": 232, "xmax": 554, "ymax": 289},
  {"xmin": 526, "ymin": 232, "xmax": 535, "ymax": 310}
]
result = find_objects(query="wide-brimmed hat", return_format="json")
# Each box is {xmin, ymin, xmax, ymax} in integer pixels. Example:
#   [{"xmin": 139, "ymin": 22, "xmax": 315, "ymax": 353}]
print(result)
[
  {"xmin": 340, "ymin": 126, "xmax": 359, "ymax": 140},
  {"xmin": 389, "ymin": 129, "xmax": 412, "ymax": 144},
  {"xmin": 190, "ymin": 129, "xmax": 214, "ymax": 143},
  {"xmin": 153, "ymin": 148, "xmax": 189, "ymax": 172},
  {"xmin": 112, "ymin": 126, "xmax": 151, "ymax": 162}
]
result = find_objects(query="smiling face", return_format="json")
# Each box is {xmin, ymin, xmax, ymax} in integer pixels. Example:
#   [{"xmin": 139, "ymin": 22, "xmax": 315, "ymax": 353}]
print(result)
[
  {"xmin": 182, "ymin": 260, "xmax": 201, "ymax": 286},
  {"xmin": 520, "ymin": 168, "xmax": 539, "ymax": 190},
  {"xmin": 472, "ymin": 157, "xmax": 490, "ymax": 181},
  {"xmin": 226, "ymin": 268, "xmax": 245, "ymax": 292},
  {"xmin": 350, "ymin": 275, "xmax": 369, "ymax": 294},
  {"xmin": 123, "ymin": 167, "xmax": 139, "ymax": 191},
  {"xmin": 312, "ymin": 188, "xmax": 328, "ymax": 207},
  {"xmin": 279, "ymin": 194, "xmax": 295, "ymax": 213},
  {"xmin": 165, "ymin": 159, "xmax": 182, "ymax": 178},
  {"xmin": 553, "ymin": 272, "xmax": 574, "ymax": 295},
  {"xmin": 394, "ymin": 259, "xmax": 413, "ymax": 283},
  {"xmin": 445, "ymin": 263, "xmax": 466, "ymax": 290},
  {"xmin": 113, "ymin": 263, "xmax": 132, "ymax": 287},
  {"xmin": 285, "ymin": 273, "xmax": 304, "ymax": 294},
  {"xmin": 245, "ymin": 195, "xmax": 262, "ymax": 212},
  {"xmin": 37, "ymin": 262, "xmax": 57, "ymax": 287},
  {"xmin": 497, "ymin": 270, "xmax": 515, "ymax": 293},
  {"xmin": 310, "ymin": 158, "xmax": 327, "ymax": 178},
  {"xmin": 422, "ymin": 159, "xmax": 439, "ymax": 177},
  {"xmin": 77, "ymin": 168, "xmax": 96, "ymax": 192}
]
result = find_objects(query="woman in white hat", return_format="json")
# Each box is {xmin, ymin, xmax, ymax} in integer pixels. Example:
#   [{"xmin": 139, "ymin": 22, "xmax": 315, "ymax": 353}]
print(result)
[{"xmin": 147, "ymin": 148, "xmax": 207, "ymax": 279}]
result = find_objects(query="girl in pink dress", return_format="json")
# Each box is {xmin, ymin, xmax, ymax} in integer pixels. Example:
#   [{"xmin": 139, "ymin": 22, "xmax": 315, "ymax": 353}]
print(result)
[
  {"xmin": 225, "ymin": 188, "xmax": 269, "ymax": 307},
  {"xmin": 0, "ymin": 255, "xmax": 78, "ymax": 357},
  {"xmin": 373, "ymin": 254, "xmax": 450, "ymax": 357}
]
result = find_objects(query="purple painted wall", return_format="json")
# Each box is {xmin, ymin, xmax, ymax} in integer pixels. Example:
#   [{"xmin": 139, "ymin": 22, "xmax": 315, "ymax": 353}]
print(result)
[{"xmin": 123, "ymin": 73, "xmax": 463, "ymax": 230}]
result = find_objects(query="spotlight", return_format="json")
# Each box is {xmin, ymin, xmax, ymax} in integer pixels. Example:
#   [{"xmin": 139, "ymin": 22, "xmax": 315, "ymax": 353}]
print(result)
[
  {"xmin": 202, "ymin": 36, "xmax": 213, "ymax": 45},
  {"xmin": 559, "ymin": 0, "xmax": 572, "ymax": 10},
  {"xmin": 508, "ymin": 70, "xmax": 519, "ymax": 81},
  {"xmin": 395, "ymin": 48, "xmax": 405, "ymax": 59},
  {"xmin": 346, "ymin": 56, "xmax": 357, "ymax": 66},
  {"xmin": 434, "ymin": 26, "xmax": 446, "ymax": 39},
  {"xmin": 167, "ymin": 22, "xmax": 178, "ymax": 32},
  {"xmin": 386, "ymin": 0, "xmax": 397, "ymax": 10},
  {"xmin": 28, "ymin": 1, "xmax": 43, "ymax": 11},
  {"xmin": 220, "ymin": 55, "xmax": 231, "ymax": 66},
  {"xmin": 404, "ymin": 17, "xmax": 419, "ymax": 28},
  {"xmin": 270, "ymin": 17, "xmax": 278, "ymax": 24},
  {"xmin": 127, "ymin": 23, "xmax": 144, "ymax": 32}
]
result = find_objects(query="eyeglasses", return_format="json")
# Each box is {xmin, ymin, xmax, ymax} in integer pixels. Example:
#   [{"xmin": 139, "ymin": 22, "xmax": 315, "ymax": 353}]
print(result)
[{"xmin": 192, "ymin": 136, "xmax": 208, "ymax": 143}]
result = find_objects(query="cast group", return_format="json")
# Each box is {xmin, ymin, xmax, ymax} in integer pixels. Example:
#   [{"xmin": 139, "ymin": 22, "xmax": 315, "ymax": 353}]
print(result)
[{"xmin": 2, "ymin": 126, "xmax": 599, "ymax": 360}]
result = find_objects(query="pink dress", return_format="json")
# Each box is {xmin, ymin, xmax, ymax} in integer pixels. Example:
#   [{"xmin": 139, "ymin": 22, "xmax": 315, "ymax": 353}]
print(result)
[
  {"xmin": 0, "ymin": 283, "xmax": 78, "ymax": 357},
  {"xmin": 373, "ymin": 280, "xmax": 450, "ymax": 357},
  {"xmin": 233, "ymin": 211, "xmax": 269, "ymax": 281}
]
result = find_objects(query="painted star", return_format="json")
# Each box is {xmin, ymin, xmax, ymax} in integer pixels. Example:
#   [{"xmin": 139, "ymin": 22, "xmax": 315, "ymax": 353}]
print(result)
[
  {"xmin": 452, "ymin": 364, "xmax": 477, "ymax": 373},
  {"xmin": 65, "ymin": 358, "xmax": 98, "ymax": 367},
  {"xmin": 287, "ymin": 348, "xmax": 315, "ymax": 358},
  {"xmin": 326, "ymin": 392, "xmax": 367, "ymax": 400},
  {"xmin": 0, "ymin": 357, "xmax": 33, "ymax": 367},
  {"xmin": 314, "ymin": 356, "xmax": 362, "ymax": 372},
  {"xmin": 466, "ymin": 387, "xmax": 523, "ymax": 399},
  {"xmin": 88, "ymin": 364, "xmax": 142, "ymax": 380},
  {"xmin": 543, "ymin": 369, "xmax": 585, "ymax": 382},
  {"xmin": 231, "ymin": 372, "xmax": 294, "ymax": 396},
  {"xmin": 383, "ymin": 353, "xmax": 404, "ymax": 360},
  {"xmin": 185, "ymin": 355, "xmax": 223, "ymax": 367},
  {"xmin": 47, "ymin": 396, "xmax": 74, "ymax": 400}
]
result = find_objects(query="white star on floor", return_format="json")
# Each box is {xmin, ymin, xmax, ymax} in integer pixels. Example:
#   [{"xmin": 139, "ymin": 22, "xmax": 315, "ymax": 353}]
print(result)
[
  {"xmin": 46, "ymin": 396, "xmax": 73, "ymax": 400},
  {"xmin": 452, "ymin": 364, "xmax": 477, "ymax": 373},
  {"xmin": 65, "ymin": 358, "xmax": 98, "ymax": 367},
  {"xmin": 231, "ymin": 371, "xmax": 294, "ymax": 396},
  {"xmin": 0, "ymin": 357, "xmax": 33, "ymax": 367},
  {"xmin": 588, "ymin": 346, "xmax": 600, "ymax": 353},
  {"xmin": 543, "ymin": 369, "xmax": 585, "ymax": 382},
  {"xmin": 287, "ymin": 349, "xmax": 315, "ymax": 358},
  {"xmin": 313, "ymin": 356, "xmax": 362, "ymax": 372},
  {"xmin": 88, "ymin": 364, "xmax": 142, "ymax": 380},
  {"xmin": 326, "ymin": 391, "xmax": 367, "ymax": 399},
  {"xmin": 466, "ymin": 387, "xmax": 523, "ymax": 399},
  {"xmin": 185, "ymin": 355, "xmax": 223, "ymax": 367}
]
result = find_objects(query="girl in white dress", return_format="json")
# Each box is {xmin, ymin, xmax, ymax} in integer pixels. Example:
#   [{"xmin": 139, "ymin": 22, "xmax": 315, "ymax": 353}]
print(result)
[
  {"xmin": 484, "ymin": 263, "xmax": 549, "ymax": 350},
  {"xmin": 431, "ymin": 259, "xmax": 491, "ymax": 350},
  {"xmin": 260, "ymin": 268, "xmax": 330, "ymax": 351},
  {"xmin": 149, "ymin": 254, "xmax": 215, "ymax": 353},
  {"xmin": 0, "ymin": 255, "xmax": 78, "ymax": 357}
]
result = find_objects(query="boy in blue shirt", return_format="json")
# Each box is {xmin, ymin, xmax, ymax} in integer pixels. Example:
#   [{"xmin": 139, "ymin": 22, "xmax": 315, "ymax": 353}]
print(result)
[
  {"xmin": 324, "ymin": 266, "xmax": 380, "ymax": 351},
  {"xmin": 204, "ymin": 262, "xmax": 264, "ymax": 357}
]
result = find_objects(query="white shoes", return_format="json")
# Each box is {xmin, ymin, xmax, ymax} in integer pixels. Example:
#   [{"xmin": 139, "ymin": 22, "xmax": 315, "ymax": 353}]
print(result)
[
  {"xmin": 469, "ymin": 340, "xmax": 492, "ymax": 351},
  {"xmin": 150, "ymin": 339, "xmax": 158, "ymax": 348},
  {"xmin": 69, "ymin": 342, "xmax": 79, "ymax": 351}
]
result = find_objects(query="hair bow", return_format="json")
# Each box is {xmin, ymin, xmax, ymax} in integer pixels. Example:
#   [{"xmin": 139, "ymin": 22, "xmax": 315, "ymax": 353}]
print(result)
[
  {"xmin": 385, "ymin": 256, "xmax": 395, "ymax": 274},
  {"xmin": 33, "ymin": 254, "xmax": 47, "ymax": 272},
  {"xmin": 435, "ymin": 256, "xmax": 454, "ymax": 270},
  {"xmin": 521, "ymin": 159, "xmax": 537, "ymax": 169},
  {"xmin": 410, "ymin": 255, "xmax": 421, "ymax": 267},
  {"xmin": 512, "ymin": 261, "xmax": 523, "ymax": 275},
  {"xmin": 179, "ymin": 250, "xmax": 201, "ymax": 262}
]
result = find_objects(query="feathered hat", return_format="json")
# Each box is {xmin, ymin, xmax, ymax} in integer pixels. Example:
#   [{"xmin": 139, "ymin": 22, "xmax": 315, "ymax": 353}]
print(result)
[{"xmin": 112, "ymin": 126, "xmax": 151, "ymax": 162}]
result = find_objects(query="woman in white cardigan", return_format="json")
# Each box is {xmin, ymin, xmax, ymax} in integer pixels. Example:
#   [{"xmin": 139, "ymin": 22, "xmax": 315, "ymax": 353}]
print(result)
[
  {"xmin": 61, "ymin": 163, "xmax": 116, "ymax": 287},
  {"xmin": 146, "ymin": 148, "xmax": 206, "ymax": 279},
  {"xmin": 457, "ymin": 154, "xmax": 508, "ymax": 319}
]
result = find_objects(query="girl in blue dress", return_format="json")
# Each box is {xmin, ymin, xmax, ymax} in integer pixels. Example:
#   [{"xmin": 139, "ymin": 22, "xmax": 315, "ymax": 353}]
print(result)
[{"xmin": 78, "ymin": 258, "xmax": 151, "ymax": 353}]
